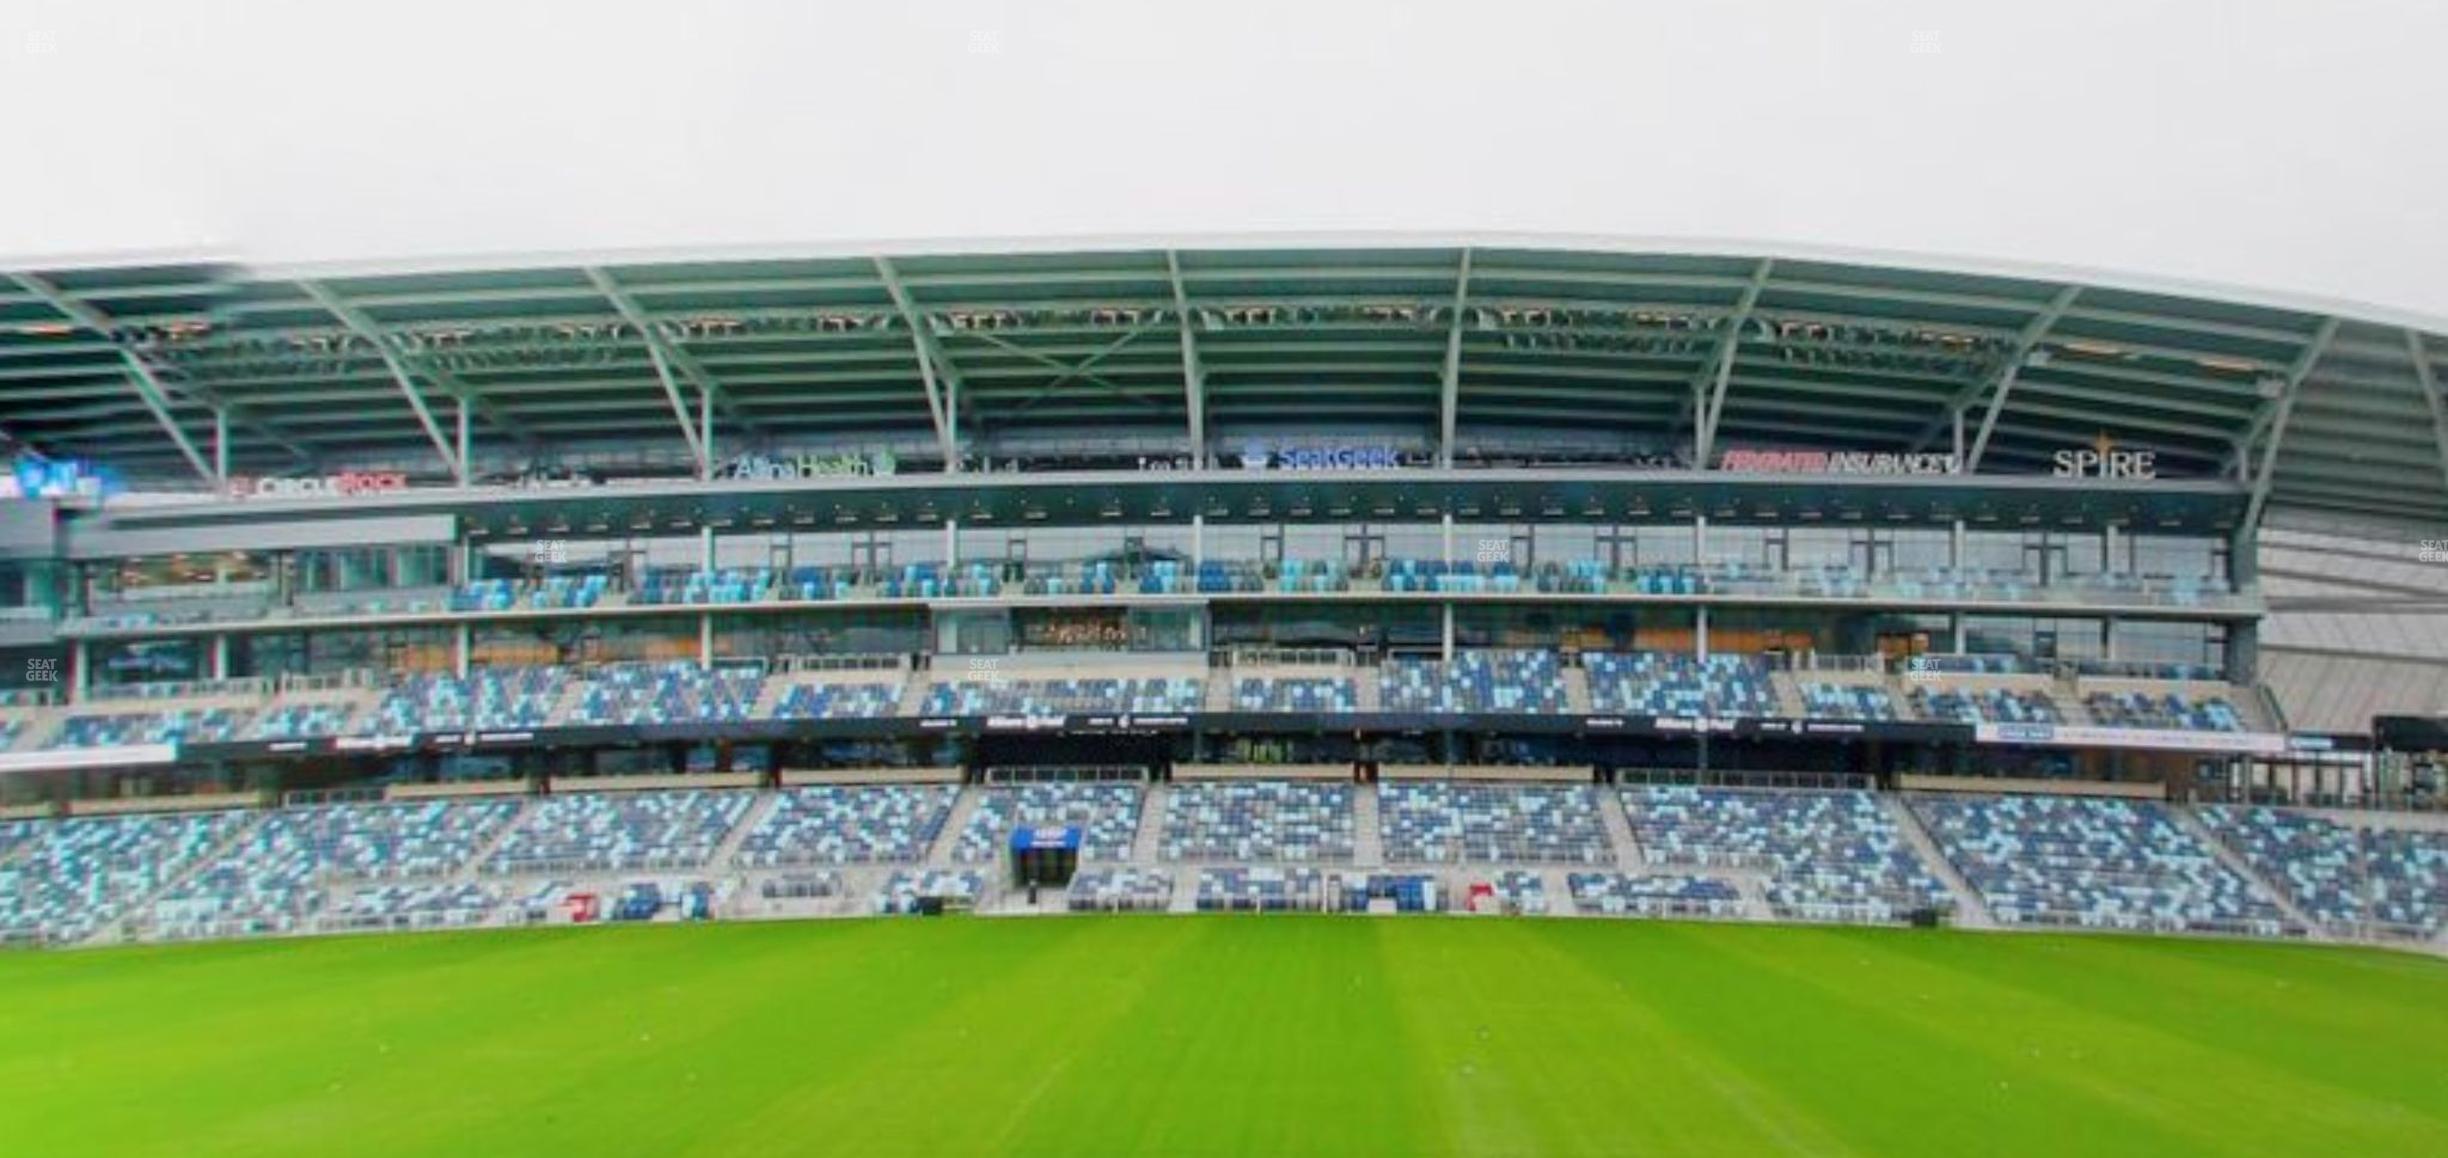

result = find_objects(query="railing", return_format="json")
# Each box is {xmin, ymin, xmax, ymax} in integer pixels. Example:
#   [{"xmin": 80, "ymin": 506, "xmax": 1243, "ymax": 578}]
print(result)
[
  {"xmin": 83, "ymin": 677, "xmax": 273, "ymax": 704},
  {"xmin": 1228, "ymin": 646, "xmax": 1352, "ymax": 670},
  {"xmin": 1614, "ymin": 768, "xmax": 1874, "ymax": 791},
  {"xmin": 1782, "ymin": 652, "xmax": 1888, "ymax": 674},
  {"xmin": 773, "ymin": 653, "xmax": 907, "ymax": 674},
  {"xmin": 281, "ymin": 786, "xmax": 386, "ymax": 808},
  {"xmin": 0, "ymin": 687, "xmax": 61, "ymax": 708},
  {"xmin": 276, "ymin": 668, "xmax": 384, "ymax": 694}
]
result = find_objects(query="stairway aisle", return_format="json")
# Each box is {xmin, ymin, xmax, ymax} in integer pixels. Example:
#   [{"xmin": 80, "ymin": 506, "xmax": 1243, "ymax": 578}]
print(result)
[
  {"xmin": 1130, "ymin": 782, "xmax": 1170, "ymax": 867},
  {"xmin": 928, "ymin": 783, "xmax": 991, "ymax": 865},
  {"xmin": 1350, "ymin": 783, "xmax": 1384, "ymax": 868},
  {"xmin": 1597, "ymin": 783, "xmax": 1643, "ymax": 866},
  {"xmin": 1879, "ymin": 793, "xmax": 1995, "ymax": 928},
  {"xmin": 2171, "ymin": 806, "xmax": 2325, "ymax": 937},
  {"xmin": 705, "ymin": 790, "xmax": 782, "ymax": 874}
]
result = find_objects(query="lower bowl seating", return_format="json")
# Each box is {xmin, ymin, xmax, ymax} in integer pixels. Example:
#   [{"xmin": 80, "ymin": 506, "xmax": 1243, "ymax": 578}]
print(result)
[
  {"xmin": 1194, "ymin": 866, "xmax": 1324, "ymax": 911},
  {"xmin": 1378, "ymin": 782, "xmax": 1614, "ymax": 865},
  {"xmin": 875, "ymin": 869, "xmax": 984, "ymax": 914},
  {"xmin": 323, "ymin": 882, "xmax": 503, "ymax": 933},
  {"xmin": 955, "ymin": 783, "xmax": 1144, "ymax": 862},
  {"xmin": 1621, "ymin": 787, "xmax": 1954, "ymax": 923},
  {"xmin": 1566, "ymin": 872, "xmax": 1745, "ymax": 917},
  {"xmin": 0, "ymin": 811, "xmax": 251, "ymax": 945},
  {"xmin": 2196, "ymin": 806, "xmax": 2448, "ymax": 937},
  {"xmin": 1910, "ymin": 795, "xmax": 2294, "ymax": 936},
  {"xmin": 1066, "ymin": 868, "xmax": 1174, "ymax": 911},
  {"xmin": 1161, "ymin": 781, "xmax": 1355, "ymax": 862},
  {"xmin": 731, "ymin": 785, "xmax": 956, "ymax": 867},
  {"xmin": 484, "ymin": 790, "xmax": 754, "ymax": 874}
]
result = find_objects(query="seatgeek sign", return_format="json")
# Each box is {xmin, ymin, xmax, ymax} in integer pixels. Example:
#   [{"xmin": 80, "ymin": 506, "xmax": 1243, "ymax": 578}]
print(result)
[
  {"xmin": 1238, "ymin": 444, "xmax": 1421, "ymax": 471},
  {"xmin": 225, "ymin": 471, "xmax": 411, "ymax": 500}
]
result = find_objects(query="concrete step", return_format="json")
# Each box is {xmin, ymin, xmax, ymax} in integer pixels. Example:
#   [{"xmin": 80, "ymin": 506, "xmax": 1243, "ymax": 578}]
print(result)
[
  {"xmin": 2171, "ymin": 805, "xmax": 2325, "ymax": 937},
  {"xmin": 1880, "ymin": 793, "xmax": 1995, "ymax": 929},
  {"xmin": 707, "ymin": 790, "xmax": 784, "ymax": 873},
  {"xmin": 1351, "ymin": 784, "xmax": 1384, "ymax": 868},
  {"xmin": 1130, "ymin": 782, "xmax": 1170, "ymax": 866},
  {"xmin": 929, "ymin": 783, "xmax": 990, "ymax": 865},
  {"xmin": 121, "ymin": 808, "xmax": 270, "ymax": 943},
  {"xmin": 1596, "ymin": 784, "xmax": 1644, "ymax": 867}
]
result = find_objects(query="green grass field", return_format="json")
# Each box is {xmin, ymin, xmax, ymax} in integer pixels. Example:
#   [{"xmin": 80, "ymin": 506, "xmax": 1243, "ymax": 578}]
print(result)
[{"xmin": 3, "ymin": 917, "xmax": 2444, "ymax": 1157}]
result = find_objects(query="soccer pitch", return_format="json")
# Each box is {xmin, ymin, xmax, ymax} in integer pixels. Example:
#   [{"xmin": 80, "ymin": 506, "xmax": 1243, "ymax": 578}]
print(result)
[{"xmin": 4, "ymin": 918, "xmax": 2444, "ymax": 1157}]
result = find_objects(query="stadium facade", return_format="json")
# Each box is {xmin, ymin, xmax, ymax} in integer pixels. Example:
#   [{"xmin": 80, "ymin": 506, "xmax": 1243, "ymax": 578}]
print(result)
[{"xmin": 0, "ymin": 238, "xmax": 2443, "ymax": 946}]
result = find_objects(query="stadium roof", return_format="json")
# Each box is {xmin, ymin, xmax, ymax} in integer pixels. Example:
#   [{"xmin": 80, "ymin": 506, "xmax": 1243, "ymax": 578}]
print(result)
[{"xmin": 4, "ymin": 236, "xmax": 2444, "ymax": 524}]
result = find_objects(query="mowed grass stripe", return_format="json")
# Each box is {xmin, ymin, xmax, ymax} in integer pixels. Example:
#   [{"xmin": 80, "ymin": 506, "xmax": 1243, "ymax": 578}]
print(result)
[{"xmin": 0, "ymin": 917, "xmax": 2443, "ymax": 1157}]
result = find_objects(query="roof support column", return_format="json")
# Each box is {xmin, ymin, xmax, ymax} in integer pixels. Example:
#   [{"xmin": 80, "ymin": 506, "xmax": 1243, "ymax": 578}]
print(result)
[
  {"xmin": 2241, "ymin": 318, "xmax": 2341, "ymax": 534},
  {"xmin": 1438, "ymin": 249, "xmax": 1473, "ymax": 469},
  {"xmin": 212, "ymin": 408, "xmax": 230, "ymax": 489},
  {"xmin": 456, "ymin": 397, "xmax": 472, "ymax": 487},
  {"xmin": 1166, "ymin": 252, "xmax": 1206, "ymax": 467},
  {"xmin": 301, "ymin": 281, "xmax": 464, "ymax": 481},
  {"xmin": 875, "ymin": 257, "xmax": 962, "ymax": 473},
  {"xmin": 2407, "ymin": 329, "xmax": 2448, "ymax": 498},
  {"xmin": 1685, "ymin": 259, "xmax": 1771, "ymax": 469}
]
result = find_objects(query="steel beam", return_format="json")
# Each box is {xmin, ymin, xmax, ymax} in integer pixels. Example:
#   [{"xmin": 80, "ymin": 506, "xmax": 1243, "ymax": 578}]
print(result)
[
  {"xmin": 8, "ymin": 272, "xmax": 225, "ymax": 484},
  {"xmin": 1167, "ymin": 252, "xmax": 1206, "ymax": 466},
  {"xmin": 1676, "ymin": 259, "xmax": 1772, "ymax": 467},
  {"xmin": 1909, "ymin": 285, "xmax": 2081, "ymax": 459},
  {"xmin": 1439, "ymin": 249, "xmax": 1474, "ymax": 468},
  {"xmin": 300, "ymin": 281, "xmax": 469, "ymax": 480},
  {"xmin": 2242, "ymin": 317, "xmax": 2342, "ymax": 532},
  {"xmin": 582, "ymin": 267, "xmax": 765, "ymax": 449},
  {"xmin": 2408, "ymin": 329, "xmax": 2448, "ymax": 499},
  {"xmin": 874, "ymin": 257, "xmax": 962, "ymax": 470}
]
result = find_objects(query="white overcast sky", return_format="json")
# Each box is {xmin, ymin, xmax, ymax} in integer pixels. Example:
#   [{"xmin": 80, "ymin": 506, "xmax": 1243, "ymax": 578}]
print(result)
[{"xmin": 4, "ymin": 0, "xmax": 2444, "ymax": 318}]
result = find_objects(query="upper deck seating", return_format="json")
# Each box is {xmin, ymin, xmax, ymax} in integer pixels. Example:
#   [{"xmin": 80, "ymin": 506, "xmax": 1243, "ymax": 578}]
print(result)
[
  {"xmin": 484, "ymin": 789, "xmax": 752, "ymax": 874},
  {"xmin": 784, "ymin": 565, "xmax": 857, "ymax": 601},
  {"xmin": 1584, "ymin": 652, "xmax": 1775, "ymax": 717},
  {"xmin": 1622, "ymin": 787, "xmax": 1952, "ymax": 922},
  {"xmin": 356, "ymin": 667, "xmax": 571, "ymax": 734},
  {"xmin": 954, "ymin": 782, "xmax": 1144, "ymax": 862},
  {"xmin": 731, "ymin": 785, "xmax": 956, "ymax": 867},
  {"xmin": 1907, "ymin": 686, "xmax": 2061, "ymax": 725},
  {"xmin": 1798, "ymin": 683, "xmax": 1899, "ymax": 721},
  {"xmin": 1232, "ymin": 676, "xmax": 1358, "ymax": 713},
  {"xmin": 1909, "ymin": 795, "xmax": 2292, "ymax": 936},
  {"xmin": 1160, "ymin": 781, "xmax": 1356, "ymax": 862},
  {"xmin": 1378, "ymin": 650, "xmax": 1566, "ymax": 714},
  {"xmin": 2195, "ymin": 806, "xmax": 2448, "ymax": 937},
  {"xmin": 569, "ymin": 662, "xmax": 767, "ymax": 726},
  {"xmin": 249, "ymin": 702, "xmax": 357, "ymax": 740},
  {"xmin": 921, "ymin": 677, "xmax": 1202, "ymax": 716},
  {"xmin": 769, "ymin": 680, "xmax": 904, "ymax": 720},
  {"xmin": 47, "ymin": 707, "xmax": 250, "ymax": 749},
  {"xmin": 1378, "ymin": 782, "xmax": 1614, "ymax": 864},
  {"xmin": 633, "ymin": 568, "xmax": 774, "ymax": 606},
  {"xmin": 0, "ymin": 811, "xmax": 250, "ymax": 944},
  {"xmin": 2084, "ymin": 691, "xmax": 2245, "ymax": 732}
]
